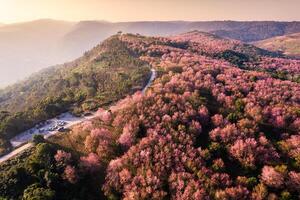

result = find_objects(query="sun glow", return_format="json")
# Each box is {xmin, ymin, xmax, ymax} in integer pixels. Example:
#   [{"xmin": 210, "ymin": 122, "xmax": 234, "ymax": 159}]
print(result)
[{"xmin": 0, "ymin": 0, "xmax": 299, "ymax": 24}]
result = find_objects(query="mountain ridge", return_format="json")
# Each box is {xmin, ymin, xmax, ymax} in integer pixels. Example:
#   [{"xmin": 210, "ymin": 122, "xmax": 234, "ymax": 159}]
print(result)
[{"xmin": 1, "ymin": 19, "xmax": 300, "ymax": 87}]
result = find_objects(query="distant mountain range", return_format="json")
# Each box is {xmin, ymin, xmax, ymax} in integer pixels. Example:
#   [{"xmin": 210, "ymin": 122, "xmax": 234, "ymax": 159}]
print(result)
[
  {"xmin": 254, "ymin": 32, "xmax": 300, "ymax": 58},
  {"xmin": 0, "ymin": 19, "xmax": 75, "ymax": 87},
  {"xmin": 1, "ymin": 19, "xmax": 300, "ymax": 87}
]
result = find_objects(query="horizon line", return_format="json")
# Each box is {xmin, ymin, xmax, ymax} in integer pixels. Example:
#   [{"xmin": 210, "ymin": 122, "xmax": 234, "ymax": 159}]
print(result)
[{"xmin": 1, "ymin": 18, "xmax": 300, "ymax": 25}]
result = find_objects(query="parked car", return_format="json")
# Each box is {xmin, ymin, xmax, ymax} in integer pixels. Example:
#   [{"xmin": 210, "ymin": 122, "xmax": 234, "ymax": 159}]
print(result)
[
  {"xmin": 58, "ymin": 127, "xmax": 65, "ymax": 132},
  {"xmin": 57, "ymin": 121, "xmax": 67, "ymax": 126}
]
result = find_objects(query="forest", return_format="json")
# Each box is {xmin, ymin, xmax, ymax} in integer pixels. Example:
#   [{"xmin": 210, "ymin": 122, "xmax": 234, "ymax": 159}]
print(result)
[{"xmin": 0, "ymin": 32, "xmax": 299, "ymax": 199}]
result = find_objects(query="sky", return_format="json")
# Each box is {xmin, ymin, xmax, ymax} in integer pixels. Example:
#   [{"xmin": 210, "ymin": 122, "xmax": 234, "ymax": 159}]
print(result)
[{"xmin": 0, "ymin": 0, "xmax": 300, "ymax": 24}]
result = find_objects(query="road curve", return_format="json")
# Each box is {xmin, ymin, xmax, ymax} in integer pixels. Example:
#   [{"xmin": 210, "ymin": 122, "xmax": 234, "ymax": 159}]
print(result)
[{"xmin": 0, "ymin": 68, "xmax": 156, "ymax": 164}]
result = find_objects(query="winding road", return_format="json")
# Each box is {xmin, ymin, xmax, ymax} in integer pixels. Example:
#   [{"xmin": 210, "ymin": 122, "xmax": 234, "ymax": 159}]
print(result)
[{"xmin": 0, "ymin": 68, "xmax": 156, "ymax": 164}]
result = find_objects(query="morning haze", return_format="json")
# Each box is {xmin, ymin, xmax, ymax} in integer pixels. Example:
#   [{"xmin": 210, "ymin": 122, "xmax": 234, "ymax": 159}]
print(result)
[{"xmin": 0, "ymin": 0, "xmax": 300, "ymax": 87}]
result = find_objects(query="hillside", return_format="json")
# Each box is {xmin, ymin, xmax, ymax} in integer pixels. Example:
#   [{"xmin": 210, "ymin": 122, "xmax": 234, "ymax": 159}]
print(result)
[
  {"xmin": 1, "ymin": 20, "xmax": 300, "ymax": 87},
  {"xmin": 168, "ymin": 31, "xmax": 300, "ymax": 82},
  {"xmin": 0, "ymin": 33, "xmax": 299, "ymax": 200},
  {"xmin": 169, "ymin": 31, "xmax": 277, "ymax": 59},
  {"xmin": 254, "ymin": 32, "xmax": 300, "ymax": 58},
  {"xmin": 0, "ymin": 35, "xmax": 151, "ymax": 155}
]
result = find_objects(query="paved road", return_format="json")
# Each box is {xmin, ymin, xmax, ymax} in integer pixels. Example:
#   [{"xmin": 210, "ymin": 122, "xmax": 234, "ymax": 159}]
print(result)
[
  {"xmin": 0, "ymin": 143, "xmax": 32, "ymax": 163},
  {"xmin": 0, "ymin": 69, "xmax": 156, "ymax": 164}
]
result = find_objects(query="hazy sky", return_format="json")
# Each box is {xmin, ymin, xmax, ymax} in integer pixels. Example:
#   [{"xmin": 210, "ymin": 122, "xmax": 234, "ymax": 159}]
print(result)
[{"xmin": 0, "ymin": 0, "xmax": 300, "ymax": 23}]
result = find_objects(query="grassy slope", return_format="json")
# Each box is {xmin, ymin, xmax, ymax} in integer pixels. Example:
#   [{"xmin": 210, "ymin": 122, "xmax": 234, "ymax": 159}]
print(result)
[{"xmin": 254, "ymin": 32, "xmax": 300, "ymax": 58}]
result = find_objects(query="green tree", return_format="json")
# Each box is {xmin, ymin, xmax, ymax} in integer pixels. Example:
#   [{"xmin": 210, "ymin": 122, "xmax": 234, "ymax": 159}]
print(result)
[
  {"xmin": 22, "ymin": 184, "xmax": 55, "ymax": 200},
  {"xmin": 32, "ymin": 135, "xmax": 45, "ymax": 145}
]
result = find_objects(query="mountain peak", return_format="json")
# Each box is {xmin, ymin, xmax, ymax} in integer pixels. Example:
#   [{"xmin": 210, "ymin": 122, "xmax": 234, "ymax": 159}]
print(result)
[{"xmin": 177, "ymin": 30, "xmax": 222, "ymax": 39}]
